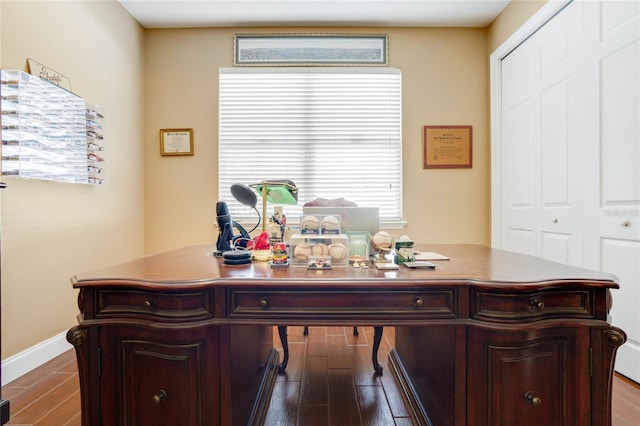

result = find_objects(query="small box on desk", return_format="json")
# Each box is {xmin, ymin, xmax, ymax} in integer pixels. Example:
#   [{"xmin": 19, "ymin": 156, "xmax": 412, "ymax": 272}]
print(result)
[{"xmin": 289, "ymin": 233, "xmax": 348, "ymax": 265}]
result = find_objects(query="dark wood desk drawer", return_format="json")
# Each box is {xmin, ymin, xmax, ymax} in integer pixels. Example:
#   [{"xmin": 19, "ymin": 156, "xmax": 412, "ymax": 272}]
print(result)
[
  {"xmin": 96, "ymin": 289, "xmax": 214, "ymax": 321},
  {"xmin": 229, "ymin": 289, "xmax": 457, "ymax": 319},
  {"xmin": 471, "ymin": 289, "xmax": 593, "ymax": 322}
]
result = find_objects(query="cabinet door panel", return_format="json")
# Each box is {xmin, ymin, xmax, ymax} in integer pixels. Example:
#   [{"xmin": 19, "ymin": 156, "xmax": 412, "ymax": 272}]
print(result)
[
  {"xmin": 123, "ymin": 340, "xmax": 203, "ymax": 425},
  {"xmin": 100, "ymin": 326, "xmax": 219, "ymax": 426},
  {"xmin": 487, "ymin": 340, "xmax": 566, "ymax": 425},
  {"xmin": 468, "ymin": 327, "xmax": 588, "ymax": 426}
]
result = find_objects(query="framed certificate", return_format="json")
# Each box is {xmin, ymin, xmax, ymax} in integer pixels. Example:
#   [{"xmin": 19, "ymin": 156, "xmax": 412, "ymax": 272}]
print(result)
[
  {"xmin": 160, "ymin": 128, "xmax": 194, "ymax": 156},
  {"xmin": 423, "ymin": 125, "xmax": 472, "ymax": 169}
]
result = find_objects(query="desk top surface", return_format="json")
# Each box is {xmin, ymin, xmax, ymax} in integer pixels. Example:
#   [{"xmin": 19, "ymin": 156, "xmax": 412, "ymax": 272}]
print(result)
[{"xmin": 72, "ymin": 244, "xmax": 618, "ymax": 291}]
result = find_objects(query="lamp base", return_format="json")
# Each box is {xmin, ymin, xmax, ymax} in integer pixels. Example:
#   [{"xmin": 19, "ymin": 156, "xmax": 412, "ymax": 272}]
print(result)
[{"xmin": 252, "ymin": 249, "xmax": 272, "ymax": 262}]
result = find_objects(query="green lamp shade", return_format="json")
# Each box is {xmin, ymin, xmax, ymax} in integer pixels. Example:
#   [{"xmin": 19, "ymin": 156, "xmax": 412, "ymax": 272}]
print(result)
[{"xmin": 254, "ymin": 180, "xmax": 298, "ymax": 205}]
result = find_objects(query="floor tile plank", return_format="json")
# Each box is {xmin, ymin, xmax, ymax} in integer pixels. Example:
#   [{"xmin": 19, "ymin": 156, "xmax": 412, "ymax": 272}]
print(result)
[
  {"xmin": 348, "ymin": 344, "xmax": 382, "ymax": 386},
  {"xmin": 8, "ymin": 375, "xmax": 79, "ymax": 424},
  {"xmin": 357, "ymin": 385, "xmax": 396, "ymax": 426},
  {"xmin": 301, "ymin": 356, "xmax": 329, "ymax": 405},
  {"xmin": 328, "ymin": 369, "xmax": 361, "ymax": 425},
  {"xmin": 32, "ymin": 390, "xmax": 80, "ymax": 426},
  {"xmin": 264, "ymin": 381, "xmax": 300, "ymax": 426},
  {"xmin": 297, "ymin": 404, "xmax": 329, "ymax": 426},
  {"xmin": 327, "ymin": 335, "xmax": 351, "ymax": 369}
]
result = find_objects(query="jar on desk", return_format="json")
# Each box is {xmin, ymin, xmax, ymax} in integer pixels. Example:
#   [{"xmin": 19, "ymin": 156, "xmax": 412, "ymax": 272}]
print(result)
[{"xmin": 346, "ymin": 232, "xmax": 370, "ymax": 265}]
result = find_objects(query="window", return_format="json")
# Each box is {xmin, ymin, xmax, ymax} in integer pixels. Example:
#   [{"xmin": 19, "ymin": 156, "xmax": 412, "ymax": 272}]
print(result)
[{"xmin": 219, "ymin": 67, "xmax": 403, "ymax": 228}]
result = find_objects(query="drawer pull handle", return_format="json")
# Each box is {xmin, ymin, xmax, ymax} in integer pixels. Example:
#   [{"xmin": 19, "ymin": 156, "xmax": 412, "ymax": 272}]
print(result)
[
  {"xmin": 530, "ymin": 299, "xmax": 544, "ymax": 310},
  {"xmin": 144, "ymin": 299, "xmax": 156, "ymax": 308},
  {"xmin": 152, "ymin": 389, "xmax": 167, "ymax": 406},
  {"xmin": 414, "ymin": 297, "xmax": 424, "ymax": 307},
  {"xmin": 622, "ymin": 220, "xmax": 631, "ymax": 228},
  {"xmin": 524, "ymin": 391, "xmax": 542, "ymax": 406},
  {"xmin": 259, "ymin": 298, "xmax": 269, "ymax": 309}
]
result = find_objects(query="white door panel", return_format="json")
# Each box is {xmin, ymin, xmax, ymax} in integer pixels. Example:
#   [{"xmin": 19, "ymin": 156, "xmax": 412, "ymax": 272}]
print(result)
[
  {"xmin": 502, "ymin": 50, "xmax": 538, "ymax": 257},
  {"xmin": 496, "ymin": 0, "xmax": 640, "ymax": 382},
  {"xmin": 504, "ymin": 100, "xmax": 534, "ymax": 208},
  {"xmin": 501, "ymin": 1, "xmax": 582, "ymax": 263},
  {"xmin": 600, "ymin": 0, "xmax": 640, "ymax": 45},
  {"xmin": 538, "ymin": 2, "xmax": 584, "ymax": 266},
  {"xmin": 602, "ymin": 238, "xmax": 640, "ymax": 382},
  {"xmin": 600, "ymin": 209, "xmax": 640, "ymax": 239},
  {"xmin": 540, "ymin": 81, "xmax": 570, "ymax": 206},
  {"xmin": 505, "ymin": 228, "xmax": 536, "ymax": 256},
  {"xmin": 584, "ymin": 0, "xmax": 640, "ymax": 382},
  {"xmin": 541, "ymin": 232, "xmax": 571, "ymax": 264},
  {"xmin": 600, "ymin": 40, "xmax": 640, "ymax": 204}
]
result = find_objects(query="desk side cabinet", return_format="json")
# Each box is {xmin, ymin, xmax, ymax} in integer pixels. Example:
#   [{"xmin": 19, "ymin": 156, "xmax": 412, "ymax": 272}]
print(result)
[
  {"xmin": 99, "ymin": 325, "xmax": 219, "ymax": 425},
  {"xmin": 392, "ymin": 287, "xmax": 625, "ymax": 426},
  {"xmin": 467, "ymin": 326, "xmax": 588, "ymax": 425},
  {"xmin": 67, "ymin": 287, "xmax": 277, "ymax": 426}
]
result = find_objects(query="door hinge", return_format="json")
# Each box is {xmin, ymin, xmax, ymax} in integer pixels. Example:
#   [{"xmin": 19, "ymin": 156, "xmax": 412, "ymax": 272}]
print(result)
[
  {"xmin": 589, "ymin": 347, "xmax": 593, "ymax": 377},
  {"xmin": 98, "ymin": 346, "xmax": 102, "ymax": 377}
]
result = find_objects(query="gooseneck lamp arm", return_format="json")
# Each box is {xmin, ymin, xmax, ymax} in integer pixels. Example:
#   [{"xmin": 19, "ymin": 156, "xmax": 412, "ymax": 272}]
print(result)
[{"xmin": 261, "ymin": 184, "xmax": 268, "ymax": 232}]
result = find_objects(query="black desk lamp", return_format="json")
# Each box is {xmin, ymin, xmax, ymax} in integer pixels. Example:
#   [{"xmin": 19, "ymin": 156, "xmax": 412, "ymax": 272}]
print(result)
[{"xmin": 230, "ymin": 183, "xmax": 260, "ymax": 233}]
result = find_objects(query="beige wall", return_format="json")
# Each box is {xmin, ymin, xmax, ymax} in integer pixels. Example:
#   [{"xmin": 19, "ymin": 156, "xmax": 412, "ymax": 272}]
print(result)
[
  {"xmin": 144, "ymin": 26, "xmax": 492, "ymax": 254},
  {"xmin": 487, "ymin": 0, "xmax": 547, "ymax": 54},
  {"xmin": 0, "ymin": 1, "xmax": 145, "ymax": 358},
  {"xmin": 0, "ymin": 0, "xmax": 546, "ymax": 362}
]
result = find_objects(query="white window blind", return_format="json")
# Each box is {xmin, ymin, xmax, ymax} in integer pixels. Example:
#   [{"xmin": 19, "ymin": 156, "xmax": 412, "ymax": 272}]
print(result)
[{"xmin": 219, "ymin": 67, "xmax": 402, "ymax": 228}]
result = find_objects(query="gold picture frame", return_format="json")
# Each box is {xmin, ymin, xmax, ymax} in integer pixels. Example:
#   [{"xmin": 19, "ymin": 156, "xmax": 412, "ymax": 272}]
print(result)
[
  {"xmin": 160, "ymin": 128, "xmax": 194, "ymax": 156},
  {"xmin": 423, "ymin": 125, "xmax": 472, "ymax": 169},
  {"xmin": 234, "ymin": 34, "xmax": 388, "ymax": 66}
]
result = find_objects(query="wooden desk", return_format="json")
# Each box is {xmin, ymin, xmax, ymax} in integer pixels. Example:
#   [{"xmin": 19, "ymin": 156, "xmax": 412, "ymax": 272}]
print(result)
[{"xmin": 67, "ymin": 244, "xmax": 626, "ymax": 425}]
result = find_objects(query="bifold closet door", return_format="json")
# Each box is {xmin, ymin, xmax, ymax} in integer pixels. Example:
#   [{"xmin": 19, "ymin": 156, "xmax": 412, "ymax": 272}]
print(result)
[
  {"xmin": 498, "ymin": 0, "xmax": 640, "ymax": 383},
  {"xmin": 499, "ymin": 1, "xmax": 584, "ymax": 267},
  {"xmin": 581, "ymin": 0, "xmax": 640, "ymax": 384}
]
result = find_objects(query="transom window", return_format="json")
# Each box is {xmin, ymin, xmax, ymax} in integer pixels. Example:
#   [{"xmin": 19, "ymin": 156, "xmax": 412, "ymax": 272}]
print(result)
[{"xmin": 218, "ymin": 67, "xmax": 403, "ymax": 228}]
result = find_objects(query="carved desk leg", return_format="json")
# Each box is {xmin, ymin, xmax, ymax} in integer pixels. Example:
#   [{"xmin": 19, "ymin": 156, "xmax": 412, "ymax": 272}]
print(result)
[
  {"xmin": 372, "ymin": 326, "xmax": 384, "ymax": 374},
  {"xmin": 277, "ymin": 326, "xmax": 289, "ymax": 373},
  {"xmin": 280, "ymin": 325, "xmax": 383, "ymax": 374},
  {"xmin": 592, "ymin": 326, "xmax": 627, "ymax": 425},
  {"xmin": 66, "ymin": 326, "xmax": 94, "ymax": 426}
]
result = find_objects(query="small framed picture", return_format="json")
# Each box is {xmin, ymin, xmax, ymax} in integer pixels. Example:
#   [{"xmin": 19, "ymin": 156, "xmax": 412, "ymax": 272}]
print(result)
[{"xmin": 160, "ymin": 128, "xmax": 194, "ymax": 156}]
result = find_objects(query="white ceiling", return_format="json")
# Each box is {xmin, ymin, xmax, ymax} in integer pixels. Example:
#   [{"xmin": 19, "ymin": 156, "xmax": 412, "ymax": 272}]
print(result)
[{"xmin": 118, "ymin": 0, "xmax": 511, "ymax": 29}]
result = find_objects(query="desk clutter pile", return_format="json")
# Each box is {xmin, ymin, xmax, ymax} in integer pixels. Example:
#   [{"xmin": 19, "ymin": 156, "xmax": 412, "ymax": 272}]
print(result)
[
  {"xmin": 290, "ymin": 214, "xmax": 349, "ymax": 269},
  {"xmin": 220, "ymin": 211, "xmax": 419, "ymax": 270}
]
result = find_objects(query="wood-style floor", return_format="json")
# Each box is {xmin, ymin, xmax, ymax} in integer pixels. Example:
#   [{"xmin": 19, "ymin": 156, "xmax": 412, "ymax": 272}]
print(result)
[{"xmin": 2, "ymin": 326, "xmax": 639, "ymax": 425}]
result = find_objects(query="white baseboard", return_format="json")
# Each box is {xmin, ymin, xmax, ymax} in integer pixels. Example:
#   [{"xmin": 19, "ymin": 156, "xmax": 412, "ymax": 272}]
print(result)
[{"xmin": 2, "ymin": 331, "xmax": 73, "ymax": 387}]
